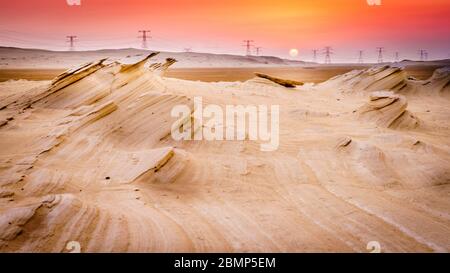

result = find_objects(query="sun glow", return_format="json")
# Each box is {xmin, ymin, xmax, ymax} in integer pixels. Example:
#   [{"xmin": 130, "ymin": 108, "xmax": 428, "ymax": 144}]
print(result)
[{"xmin": 289, "ymin": 48, "xmax": 298, "ymax": 58}]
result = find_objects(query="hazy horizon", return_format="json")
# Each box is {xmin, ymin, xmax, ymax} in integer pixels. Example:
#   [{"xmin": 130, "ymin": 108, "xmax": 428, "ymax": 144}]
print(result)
[
  {"xmin": 2, "ymin": 45, "xmax": 450, "ymax": 65},
  {"xmin": 0, "ymin": 0, "xmax": 449, "ymax": 62}
]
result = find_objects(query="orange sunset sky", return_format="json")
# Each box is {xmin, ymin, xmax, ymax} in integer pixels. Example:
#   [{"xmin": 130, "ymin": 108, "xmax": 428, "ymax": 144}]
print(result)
[{"xmin": 0, "ymin": 0, "xmax": 449, "ymax": 62}]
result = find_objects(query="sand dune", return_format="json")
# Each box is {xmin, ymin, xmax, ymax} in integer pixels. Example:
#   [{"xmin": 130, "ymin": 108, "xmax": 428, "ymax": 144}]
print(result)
[
  {"xmin": 319, "ymin": 65, "xmax": 408, "ymax": 93},
  {"xmin": 0, "ymin": 54, "xmax": 449, "ymax": 252},
  {"xmin": 401, "ymin": 67, "xmax": 450, "ymax": 97},
  {"xmin": 357, "ymin": 91, "xmax": 420, "ymax": 130}
]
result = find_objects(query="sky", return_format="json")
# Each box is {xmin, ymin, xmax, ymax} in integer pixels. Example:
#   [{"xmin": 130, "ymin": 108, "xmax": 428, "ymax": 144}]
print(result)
[{"xmin": 0, "ymin": 0, "xmax": 449, "ymax": 62}]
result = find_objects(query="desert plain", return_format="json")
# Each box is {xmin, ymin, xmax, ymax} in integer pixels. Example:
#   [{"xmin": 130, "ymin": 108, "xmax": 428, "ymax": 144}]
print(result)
[{"xmin": 0, "ymin": 47, "xmax": 449, "ymax": 252}]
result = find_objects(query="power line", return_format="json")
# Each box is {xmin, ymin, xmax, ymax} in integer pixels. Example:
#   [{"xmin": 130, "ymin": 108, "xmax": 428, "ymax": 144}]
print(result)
[
  {"xmin": 0, "ymin": 35, "xmax": 65, "ymax": 47},
  {"xmin": 419, "ymin": 49, "xmax": 428, "ymax": 61},
  {"xmin": 0, "ymin": 28, "xmax": 136, "ymax": 44},
  {"xmin": 358, "ymin": 50, "xmax": 364, "ymax": 64},
  {"xmin": 376, "ymin": 47, "xmax": 385, "ymax": 63},
  {"xmin": 2, "ymin": 28, "xmax": 441, "ymax": 61},
  {"xmin": 0, "ymin": 28, "xmax": 65, "ymax": 41},
  {"xmin": 242, "ymin": 40, "xmax": 254, "ymax": 56},
  {"xmin": 0, "ymin": 30, "xmax": 137, "ymax": 49},
  {"xmin": 0, "ymin": 35, "xmax": 134, "ymax": 50},
  {"xmin": 255, "ymin": 46, "xmax": 262, "ymax": 56},
  {"xmin": 312, "ymin": 49, "xmax": 318, "ymax": 62},
  {"xmin": 323, "ymin": 46, "xmax": 333, "ymax": 64},
  {"xmin": 394, "ymin": 51, "xmax": 400, "ymax": 62},
  {"xmin": 138, "ymin": 30, "xmax": 151, "ymax": 49},
  {"xmin": 66, "ymin": 35, "xmax": 77, "ymax": 51},
  {"xmin": 0, "ymin": 30, "xmax": 206, "ymax": 52}
]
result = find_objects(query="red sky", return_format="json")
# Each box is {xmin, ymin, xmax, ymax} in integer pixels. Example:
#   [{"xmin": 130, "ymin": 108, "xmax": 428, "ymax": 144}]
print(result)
[{"xmin": 0, "ymin": 0, "xmax": 449, "ymax": 62}]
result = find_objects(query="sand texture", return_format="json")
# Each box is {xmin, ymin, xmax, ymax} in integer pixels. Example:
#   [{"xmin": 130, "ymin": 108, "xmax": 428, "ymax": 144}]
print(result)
[{"xmin": 0, "ymin": 54, "xmax": 449, "ymax": 253}]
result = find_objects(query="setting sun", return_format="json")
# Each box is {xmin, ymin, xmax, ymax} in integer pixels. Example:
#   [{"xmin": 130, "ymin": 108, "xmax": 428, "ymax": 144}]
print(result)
[{"xmin": 289, "ymin": 48, "xmax": 299, "ymax": 58}]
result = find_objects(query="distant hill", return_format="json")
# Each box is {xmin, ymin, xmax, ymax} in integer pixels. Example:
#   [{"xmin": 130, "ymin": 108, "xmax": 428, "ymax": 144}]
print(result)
[
  {"xmin": 395, "ymin": 59, "xmax": 450, "ymax": 67},
  {"xmin": 1, "ymin": 47, "xmax": 448, "ymax": 69},
  {"xmin": 0, "ymin": 46, "xmax": 308, "ymax": 69}
]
